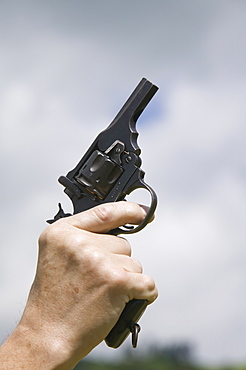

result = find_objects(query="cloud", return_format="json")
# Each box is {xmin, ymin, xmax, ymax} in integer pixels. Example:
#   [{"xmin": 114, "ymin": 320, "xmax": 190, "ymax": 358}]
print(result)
[{"xmin": 0, "ymin": 0, "xmax": 246, "ymax": 365}]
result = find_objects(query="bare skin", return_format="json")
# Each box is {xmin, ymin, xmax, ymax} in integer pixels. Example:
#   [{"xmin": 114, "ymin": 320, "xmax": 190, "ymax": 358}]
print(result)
[{"xmin": 0, "ymin": 201, "xmax": 158, "ymax": 369}]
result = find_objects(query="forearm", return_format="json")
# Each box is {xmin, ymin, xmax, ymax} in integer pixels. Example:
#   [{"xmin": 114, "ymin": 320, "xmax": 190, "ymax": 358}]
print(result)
[
  {"xmin": 0, "ymin": 203, "xmax": 158, "ymax": 368},
  {"xmin": 0, "ymin": 320, "xmax": 74, "ymax": 370},
  {"xmin": 0, "ymin": 303, "xmax": 80, "ymax": 370}
]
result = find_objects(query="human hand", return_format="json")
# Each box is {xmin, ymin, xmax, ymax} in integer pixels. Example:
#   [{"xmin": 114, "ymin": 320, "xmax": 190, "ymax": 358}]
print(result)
[{"xmin": 1, "ymin": 201, "xmax": 158, "ymax": 369}]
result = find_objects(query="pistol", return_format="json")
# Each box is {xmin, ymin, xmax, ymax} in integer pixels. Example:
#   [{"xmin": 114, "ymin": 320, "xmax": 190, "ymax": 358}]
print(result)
[{"xmin": 47, "ymin": 78, "xmax": 158, "ymax": 349}]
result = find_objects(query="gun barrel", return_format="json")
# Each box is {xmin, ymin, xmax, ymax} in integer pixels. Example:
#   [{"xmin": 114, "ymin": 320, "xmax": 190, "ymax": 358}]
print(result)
[
  {"xmin": 98, "ymin": 78, "xmax": 159, "ymax": 154},
  {"xmin": 110, "ymin": 78, "xmax": 158, "ymax": 126}
]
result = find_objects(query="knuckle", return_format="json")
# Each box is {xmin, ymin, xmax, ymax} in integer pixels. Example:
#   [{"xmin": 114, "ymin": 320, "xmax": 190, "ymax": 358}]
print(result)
[
  {"xmin": 111, "ymin": 268, "xmax": 128, "ymax": 289},
  {"xmin": 143, "ymin": 275, "xmax": 158, "ymax": 301},
  {"xmin": 39, "ymin": 221, "xmax": 83, "ymax": 256},
  {"xmin": 145, "ymin": 275, "xmax": 156, "ymax": 291},
  {"xmin": 38, "ymin": 228, "xmax": 48, "ymax": 248},
  {"xmin": 123, "ymin": 202, "xmax": 145, "ymax": 223},
  {"xmin": 38, "ymin": 223, "xmax": 61, "ymax": 248},
  {"xmin": 81, "ymin": 247, "xmax": 102, "ymax": 271},
  {"xmin": 92, "ymin": 204, "xmax": 114, "ymax": 224},
  {"xmin": 118, "ymin": 237, "xmax": 132, "ymax": 256},
  {"xmin": 125, "ymin": 202, "xmax": 138, "ymax": 218},
  {"xmin": 64, "ymin": 241, "xmax": 104, "ymax": 273},
  {"xmin": 132, "ymin": 258, "xmax": 143, "ymax": 273}
]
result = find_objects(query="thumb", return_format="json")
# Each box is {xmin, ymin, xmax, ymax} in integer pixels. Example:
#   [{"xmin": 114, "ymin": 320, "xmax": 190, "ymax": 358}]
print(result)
[{"xmin": 66, "ymin": 201, "xmax": 147, "ymax": 233}]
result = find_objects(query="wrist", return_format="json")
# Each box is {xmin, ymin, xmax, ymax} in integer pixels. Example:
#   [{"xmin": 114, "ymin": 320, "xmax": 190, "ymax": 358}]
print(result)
[{"xmin": 1, "ymin": 313, "xmax": 76, "ymax": 369}]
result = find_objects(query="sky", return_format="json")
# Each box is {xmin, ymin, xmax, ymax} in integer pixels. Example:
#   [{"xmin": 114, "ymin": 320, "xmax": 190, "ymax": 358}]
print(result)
[{"xmin": 0, "ymin": 0, "xmax": 246, "ymax": 366}]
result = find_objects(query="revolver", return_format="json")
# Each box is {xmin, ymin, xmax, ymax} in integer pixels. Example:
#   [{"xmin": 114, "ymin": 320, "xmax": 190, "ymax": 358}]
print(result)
[{"xmin": 47, "ymin": 78, "xmax": 158, "ymax": 349}]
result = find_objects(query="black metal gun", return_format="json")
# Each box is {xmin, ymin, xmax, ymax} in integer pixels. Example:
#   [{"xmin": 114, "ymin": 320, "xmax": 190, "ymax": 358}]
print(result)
[{"xmin": 47, "ymin": 78, "xmax": 158, "ymax": 349}]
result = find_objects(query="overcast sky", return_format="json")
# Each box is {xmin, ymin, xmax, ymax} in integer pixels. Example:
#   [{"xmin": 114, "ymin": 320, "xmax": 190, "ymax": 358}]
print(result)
[{"xmin": 1, "ymin": 0, "xmax": 246, "ymax": 366}]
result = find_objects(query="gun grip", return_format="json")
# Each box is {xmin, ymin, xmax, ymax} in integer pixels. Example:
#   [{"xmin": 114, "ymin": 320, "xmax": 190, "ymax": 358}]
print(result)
[{"xmin": 105, "ymin": 299, "xmax": 147, "ymax": 348}]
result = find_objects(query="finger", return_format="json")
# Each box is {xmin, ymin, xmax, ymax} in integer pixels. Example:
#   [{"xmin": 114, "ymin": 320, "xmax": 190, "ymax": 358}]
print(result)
[
  {"xmin": 91, "ymin": 234, "xmax": 132, "ymax": 256},
  {"xmin": 67, "ymin": 201, "xmax": 148, "ymax": 233},
  {"xmin": 126, "ymin": 273, "xmax": 158, "ymax": 304},
  {"xmin": 109, "ymin": 255, "xmax": 143, "ymax": 274},
  {"xmin": 139, "ymin": 204, "xmax": 155, "ymax": 223}
]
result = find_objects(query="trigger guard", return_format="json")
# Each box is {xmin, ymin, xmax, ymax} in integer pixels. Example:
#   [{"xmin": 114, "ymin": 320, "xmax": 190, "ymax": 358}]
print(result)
[{"xmin": 111, "ymin": 180, "xmax": 157, "ymax": 235}]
